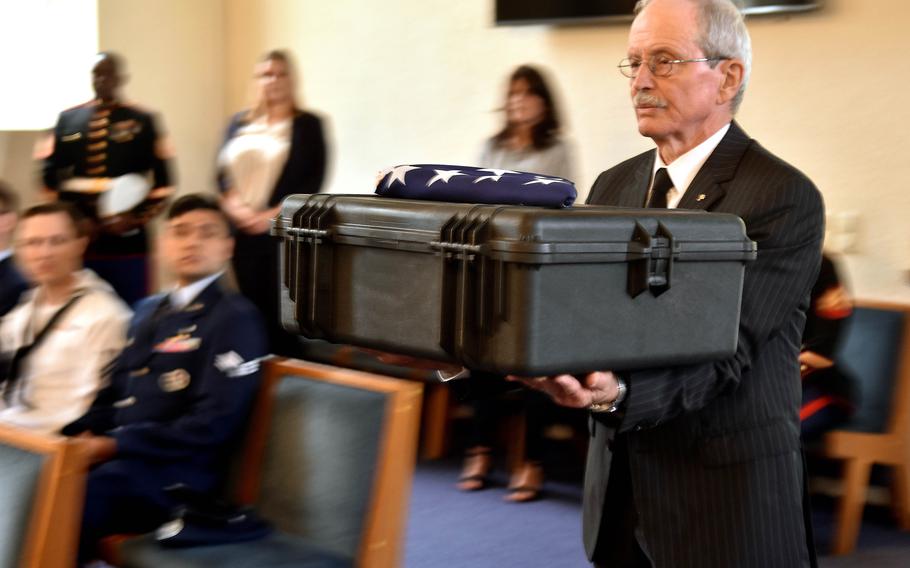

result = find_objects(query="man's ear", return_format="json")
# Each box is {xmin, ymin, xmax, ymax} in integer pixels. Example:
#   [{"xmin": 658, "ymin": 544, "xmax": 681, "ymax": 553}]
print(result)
[
  {"xmin": 716, "ymin": 59, "xmax": 745, "ymax": 106},
  {"xmin": 75, "ymin": 235, "xmax": 90, "ymax": 257},
  {"xmin": 0, "ymin": 212, "xmax": 17, "ymax": 234}
]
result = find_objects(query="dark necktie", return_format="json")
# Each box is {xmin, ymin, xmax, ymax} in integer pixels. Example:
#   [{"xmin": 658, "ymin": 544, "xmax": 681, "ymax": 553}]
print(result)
[{"xmin": 646, "ymin": 168, "xmax": 674, "ymax": 209}]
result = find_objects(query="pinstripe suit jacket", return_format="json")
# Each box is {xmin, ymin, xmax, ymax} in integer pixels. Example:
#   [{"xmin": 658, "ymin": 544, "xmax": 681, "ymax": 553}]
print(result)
[{"xmin": 584, "ymin": 122, "xmax": 823, "ymax": 567}]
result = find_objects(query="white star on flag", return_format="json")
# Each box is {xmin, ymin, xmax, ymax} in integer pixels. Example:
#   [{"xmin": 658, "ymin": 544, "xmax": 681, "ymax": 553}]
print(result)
[
  {"xmin": 385, "ymin": 165, "xmax": 420, "ymax": 188},
  {"xmin": 427, "ymin": 169, "xmax": 466, "ymax": 187},
  {"xmin": 523, "ymin": 176, "xmax": 570, "ymax": 186},
  {"xmin": 474, "ymin": 168, "xmax": 519, "ymax": 183}
]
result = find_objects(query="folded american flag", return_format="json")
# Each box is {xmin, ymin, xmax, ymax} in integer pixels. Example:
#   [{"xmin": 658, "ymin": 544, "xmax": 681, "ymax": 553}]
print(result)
[{"xmin": 374, "ymin": 164, "xmax": 577, "ymax": 208}]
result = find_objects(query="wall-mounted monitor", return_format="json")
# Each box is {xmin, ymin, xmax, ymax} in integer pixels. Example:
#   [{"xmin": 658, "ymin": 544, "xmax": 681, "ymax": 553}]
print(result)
[{"xmin": 495, "ymin": 0, "xmax": 821, "ymax": 26}]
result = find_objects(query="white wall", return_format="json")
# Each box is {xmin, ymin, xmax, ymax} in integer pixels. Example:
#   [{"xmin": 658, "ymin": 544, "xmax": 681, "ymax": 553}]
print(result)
[
  {"xmin": 0, "ymin": 1, "xmax": 228, "ymax": 208},
  {"xmin": 224, "ymin": 0, "xmax": 910, "ymax": 301}
]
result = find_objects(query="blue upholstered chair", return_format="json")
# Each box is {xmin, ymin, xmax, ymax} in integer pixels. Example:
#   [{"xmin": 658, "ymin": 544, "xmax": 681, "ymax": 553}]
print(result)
[
  {"xmin": 115, "ymin": 358, "xmax": 423, "ymax": 568},
  {"xmin": 823, "ymin": 302, "xmax": 910, "ymax": 554},
  {"xmin": 295, "ymin": 337, "xmax": 451, "ymax": 460},
  {"xmin": 0, "ymin": 425, "xmax": 88, "ymax": 568}
]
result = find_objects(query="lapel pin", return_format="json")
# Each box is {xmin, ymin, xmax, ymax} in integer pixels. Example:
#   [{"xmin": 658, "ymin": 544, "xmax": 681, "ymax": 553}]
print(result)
[{"xmin": 696, "ymin": 194, "xmax": 707, "ymax": 202}]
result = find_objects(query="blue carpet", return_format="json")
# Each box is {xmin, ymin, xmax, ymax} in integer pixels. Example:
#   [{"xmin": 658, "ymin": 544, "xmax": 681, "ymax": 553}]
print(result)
[
  {"xmin": 405, "ymin": 460, "xmax": 589, "ymax": 567},
  {"xmin": 406, "ymin": 461, "xmax": 910, "ymax": 567}
]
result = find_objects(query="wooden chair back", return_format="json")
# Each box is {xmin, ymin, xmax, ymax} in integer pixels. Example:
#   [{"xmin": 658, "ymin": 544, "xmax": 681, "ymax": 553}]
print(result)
[
  {"xmin": 233, "ymin": 357, "xmax": 423, "ymax": 567},
  {"xmin": 0, "ymin": 426, "xmax": 88, "ymax": 568}
]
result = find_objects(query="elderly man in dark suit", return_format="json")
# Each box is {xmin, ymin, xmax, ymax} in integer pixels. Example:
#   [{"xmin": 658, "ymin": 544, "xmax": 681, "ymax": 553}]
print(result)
[{"xmin": 513, "ymin": 0, "xmax": 823, "ymax": 566}]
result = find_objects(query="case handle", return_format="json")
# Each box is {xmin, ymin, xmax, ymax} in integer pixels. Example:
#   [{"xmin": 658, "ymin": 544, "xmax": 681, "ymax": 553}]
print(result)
[{"xmin": 626, "ymin": 221, "xmax": 675, "ymax": 298}]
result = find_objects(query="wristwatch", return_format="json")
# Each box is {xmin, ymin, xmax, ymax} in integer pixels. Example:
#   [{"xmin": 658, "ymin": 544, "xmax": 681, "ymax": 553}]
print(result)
[{"xmin": 589, "ymin": 377, "xmax": 627, "ymax": 413}]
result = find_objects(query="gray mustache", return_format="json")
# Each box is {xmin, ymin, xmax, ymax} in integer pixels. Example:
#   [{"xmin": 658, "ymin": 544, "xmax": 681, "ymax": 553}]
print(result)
[{"xmin": 633, "ymin": 93, "xmax": 668, "ymax": 108}]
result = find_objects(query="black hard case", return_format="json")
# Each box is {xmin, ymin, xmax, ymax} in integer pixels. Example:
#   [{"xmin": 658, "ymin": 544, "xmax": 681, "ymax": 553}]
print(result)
[{"xmin": 272, "ymin": 195, "xmax": 756, "ymax": 376}]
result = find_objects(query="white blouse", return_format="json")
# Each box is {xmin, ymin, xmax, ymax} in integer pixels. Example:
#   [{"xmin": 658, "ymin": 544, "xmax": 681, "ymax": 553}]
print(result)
[{"xmin": 219, "ymin": 117, "xmax": 292, "ymax": 210}]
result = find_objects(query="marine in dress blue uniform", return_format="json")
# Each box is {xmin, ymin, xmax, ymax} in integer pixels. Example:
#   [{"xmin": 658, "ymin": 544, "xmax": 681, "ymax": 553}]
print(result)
[
  {"xmin": 40, "ymin": 52, "xmax": 174, "ymax": 306},
  {"xmin": 63, "ymin": 195, "xmax": 267, "ymax": 561}
]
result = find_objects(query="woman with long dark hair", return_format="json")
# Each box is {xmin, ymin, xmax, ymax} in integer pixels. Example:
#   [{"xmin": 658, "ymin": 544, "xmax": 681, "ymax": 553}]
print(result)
[
  {"xmin": 478, "ymin": 64, "xmax": 575, "ymax": 181},
  {"xmin": 217, "ymin": 50, "xmax": 327, "ymax": 356},
  {"xmin": 459, "ymin": 65, "xmax": 579, "ymax": 503}
]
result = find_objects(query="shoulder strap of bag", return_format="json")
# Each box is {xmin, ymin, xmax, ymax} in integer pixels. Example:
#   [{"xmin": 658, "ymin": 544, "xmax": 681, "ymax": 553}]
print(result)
[{"xmin": 2, "ymin": 293, "xmax": 85, "ymax": 403}]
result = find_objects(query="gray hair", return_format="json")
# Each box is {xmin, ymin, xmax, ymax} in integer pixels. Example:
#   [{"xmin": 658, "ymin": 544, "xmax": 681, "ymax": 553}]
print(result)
[{"xmin": 634, "ymin": 0, "xmax": 752, "ymax": 113}]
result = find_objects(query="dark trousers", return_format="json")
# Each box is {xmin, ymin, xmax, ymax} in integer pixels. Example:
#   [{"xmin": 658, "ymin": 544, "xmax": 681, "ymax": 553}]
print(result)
[
  {"xmin": 592, "ymin": 436, "xmax": 653, "ymax": 568},
  {"xmin": 469, "ymin": 379, "xmax": 584, "ymax": 464},
  {"xmin": 232, "ymin": 233, "xmax": 300, "ymax": 357},
  {"xmin": 86, "ymin": 229, "xmax": 151, "ymax": 307},
  {"xmin": 79, "ymin": 458, "xmax": 215, "ymax": 562}
]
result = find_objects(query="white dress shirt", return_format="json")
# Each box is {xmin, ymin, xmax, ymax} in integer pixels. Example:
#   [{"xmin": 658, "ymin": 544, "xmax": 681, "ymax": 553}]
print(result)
[
  {"xmin": 648, "ymin": 123, "xmax": 730, "ymax": 209},
  {"xmin": 168, "ymin": 272, "xmax": 223, "ymax": 310}
]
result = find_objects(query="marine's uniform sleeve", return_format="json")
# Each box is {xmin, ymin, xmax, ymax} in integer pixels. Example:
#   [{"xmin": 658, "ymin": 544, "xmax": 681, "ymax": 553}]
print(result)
[
  {"xmin": 111, "ymin": 300, "xmax": 268, "ymax": 459},
  {"xmin": 147, "ymin": 111, "xmax": 173, "ymax": 190},
  {"xmin": 41, "ymin": 110, "xmax": 75, "ymax": 192},
  {"xmin": 129, "ymin": 110, "xmax": 175, "ymax": 222},
  {"xmin": 609, "ymin": 173, "xmax": 825, "ymax": 433}
]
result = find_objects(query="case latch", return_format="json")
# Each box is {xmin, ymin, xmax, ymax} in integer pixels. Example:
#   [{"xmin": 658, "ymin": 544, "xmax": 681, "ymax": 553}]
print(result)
[{"xmin": 627, "ymin": 221, "xmax": 675, "ymax": 298}]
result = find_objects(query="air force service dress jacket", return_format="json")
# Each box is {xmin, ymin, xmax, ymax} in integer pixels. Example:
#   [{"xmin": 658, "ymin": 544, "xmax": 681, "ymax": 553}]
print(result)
[{"xmin": 63, "ymin": 278, "xmax": 267, "ymax": 486}]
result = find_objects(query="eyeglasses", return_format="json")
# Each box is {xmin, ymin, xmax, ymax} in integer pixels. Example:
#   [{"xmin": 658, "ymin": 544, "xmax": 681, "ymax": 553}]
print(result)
[
  {"xmin": 16, "ymin": 235, "xmax": 76, "ymax": 249},
  {"xmin": 618, "ymin": 56, "xmax": 726, "ymax": 78},
  {"xmin": 256, "ymin": 71, "xmax": 289, "ymax": 80},
  {"xmin": 165, "ymin": 222, "xmax": 229, "ymax": 240}
]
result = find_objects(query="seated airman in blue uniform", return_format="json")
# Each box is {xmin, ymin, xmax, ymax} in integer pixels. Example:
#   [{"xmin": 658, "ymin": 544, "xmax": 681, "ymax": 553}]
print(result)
[{"xmin": 62, "ymin": 194, "xmax": 268, "ymax": 563}]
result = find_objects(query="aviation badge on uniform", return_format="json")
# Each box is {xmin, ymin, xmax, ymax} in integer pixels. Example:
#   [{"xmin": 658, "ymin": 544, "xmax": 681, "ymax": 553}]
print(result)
[{"xmin": 159, "ymin": 369, "xmax": 191, "ymax": 392}]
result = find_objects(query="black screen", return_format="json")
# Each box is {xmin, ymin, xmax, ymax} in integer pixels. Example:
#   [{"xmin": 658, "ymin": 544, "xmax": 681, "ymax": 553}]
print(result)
[{"xmin": 495, "ymin": 0, "xmax": 820, "ymax": 25}]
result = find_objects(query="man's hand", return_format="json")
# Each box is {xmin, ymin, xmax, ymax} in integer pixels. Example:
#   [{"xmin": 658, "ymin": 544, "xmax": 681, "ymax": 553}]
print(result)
[
  {"xmin": 99, "ymin": 213, "xmax": 142, "ymax": 235},
  {"xmin": 77, "ymin": 432, "xmax": 118, "ymax": 464},
  {"xmin": 799, "ymin": 350, "xmax": 834, "ymax": 378},
  {"xmin": 816, "ymin": 285, "xmax": 851, "ymax": 315},
  {"xmin": 507, "ymin": 371, "xmax": 621, "ymax": 409}
]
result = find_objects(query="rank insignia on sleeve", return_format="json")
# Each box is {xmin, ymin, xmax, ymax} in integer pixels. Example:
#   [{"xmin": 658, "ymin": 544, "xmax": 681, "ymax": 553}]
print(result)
[{"xmin": 215, "ymin": 351, "xmax": 260, "ymax": 377}]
